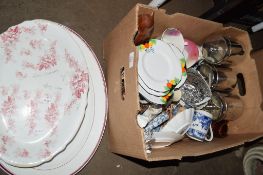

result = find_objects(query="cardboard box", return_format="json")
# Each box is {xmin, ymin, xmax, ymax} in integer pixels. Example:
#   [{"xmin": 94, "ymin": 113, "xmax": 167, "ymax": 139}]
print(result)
[
  {"xmin": 252, "ymin": 49, "xmax": 263, "ymax": 109},
  {"xmin": 104, "ymin": 4, "xmax": 263, "ymax": 161}
]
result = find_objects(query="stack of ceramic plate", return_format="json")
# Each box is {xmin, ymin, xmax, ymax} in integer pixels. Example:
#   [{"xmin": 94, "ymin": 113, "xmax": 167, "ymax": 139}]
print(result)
[
  {"xmin": 0, "ymin": 19, "xmax": 107, "ymax": 175},
  {"xmin": 137, "ymin": 39, "xmax": 187, "ymax": 104}
]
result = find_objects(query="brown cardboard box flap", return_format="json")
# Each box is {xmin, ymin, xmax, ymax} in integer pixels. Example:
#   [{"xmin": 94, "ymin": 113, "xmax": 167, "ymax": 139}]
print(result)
[
  {"xmin": 104, "ymin": 4, "xmax": 146, "ymax": 159},
  {"xmin": 252, "ymin": 49, "xmax": 263, "ymax": 110},
  {"xmin": 147, "ymin": 133, "xmax": 262, "ymax": 161}
]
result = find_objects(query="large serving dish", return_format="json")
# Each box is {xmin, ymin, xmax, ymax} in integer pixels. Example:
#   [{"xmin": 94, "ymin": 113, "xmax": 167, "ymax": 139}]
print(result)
[
  {"xmin": 0, "ymin": 20, "xmax": 107, "ymax": 174},
  {"xmin": 0, "ymin": 20, "xmax": 89, "ymax": 167}
]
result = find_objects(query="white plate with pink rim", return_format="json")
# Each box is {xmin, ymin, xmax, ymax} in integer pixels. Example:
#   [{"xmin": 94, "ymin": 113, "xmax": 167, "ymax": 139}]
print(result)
[
  {"xmin": 0, "ymin": 20, "xmax": 89, "ymax": 167},
  {"xmin": 0, "ymin": 20, "xmax": 107, "ymax": 175},
  {"xmin": 138, "ymin": 39, "xmax": 182, "ymax": 93}
]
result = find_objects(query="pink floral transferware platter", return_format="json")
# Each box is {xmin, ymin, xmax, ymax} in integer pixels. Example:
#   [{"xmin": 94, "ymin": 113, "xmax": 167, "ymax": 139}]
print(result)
[
  {"xmin": 0, "ymin": 20, "xmax": 107, "ymax": 175},
  {"xmin": 0, "ymin": 20, "xmax": 89, "ymax": 167}
]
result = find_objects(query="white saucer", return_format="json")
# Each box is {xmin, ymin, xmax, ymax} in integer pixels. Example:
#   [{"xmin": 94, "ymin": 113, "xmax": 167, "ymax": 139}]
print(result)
[{"xmin": 138, "ymin": 39, "xmax": 182, "ymax": 92}]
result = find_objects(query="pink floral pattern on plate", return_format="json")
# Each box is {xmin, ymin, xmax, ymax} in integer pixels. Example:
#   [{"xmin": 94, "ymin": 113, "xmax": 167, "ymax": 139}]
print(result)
[{"xmin": 0, "ymin": 20, "xmax": 89, "ymax": 167}]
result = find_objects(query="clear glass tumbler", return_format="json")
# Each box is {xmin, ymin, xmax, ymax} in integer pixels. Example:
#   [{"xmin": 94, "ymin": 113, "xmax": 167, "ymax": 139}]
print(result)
[
  {"xmin": 202, "ymin": 36, "xmax": 244, "ymax": 65},
  {"xmin": 197, "ymin": 63, "xmax": 237, "ymax": 93},
  {"xmin": 203, "ymin": 92, "xmax": 243, "ymax": 121}
]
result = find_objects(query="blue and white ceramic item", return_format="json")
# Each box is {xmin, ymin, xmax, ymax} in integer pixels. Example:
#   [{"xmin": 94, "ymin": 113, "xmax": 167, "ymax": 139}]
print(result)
[
  {"xmin": 171, "ymin": 104, "xmax": 180, "ymax": 116},
  {"xmin": 144, "ymin": 126, "xmax": 161, "ymax": 141},
  {"xmin": 144, "ymin": 112, "xmax": 169, "ymax": 132},
  {"xmin": 144, "ymin": 112, "xmax": 169, "ymax": 141},
  {"xmin": 187, "ymin": 110, "xmax": 213, "ymax": 141}
]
